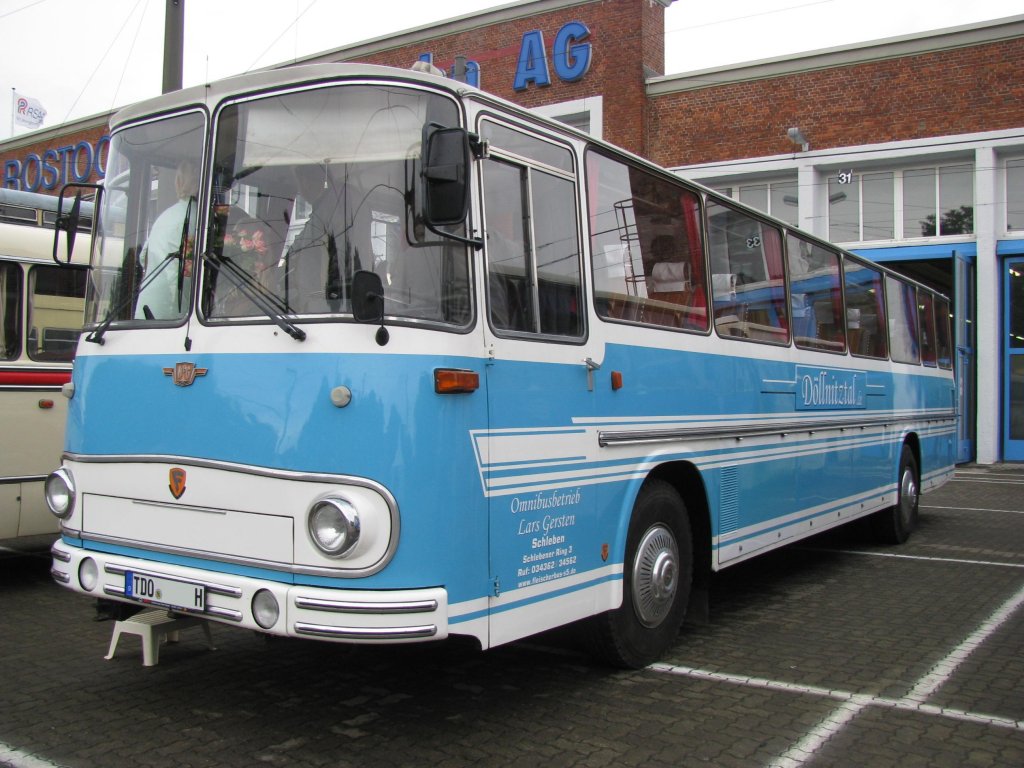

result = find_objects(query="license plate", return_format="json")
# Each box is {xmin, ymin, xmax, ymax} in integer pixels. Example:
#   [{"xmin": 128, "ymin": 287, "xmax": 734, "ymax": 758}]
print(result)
[{"xmin": 125, "ymin": 571, "xmax": 205, "ymax": 612}]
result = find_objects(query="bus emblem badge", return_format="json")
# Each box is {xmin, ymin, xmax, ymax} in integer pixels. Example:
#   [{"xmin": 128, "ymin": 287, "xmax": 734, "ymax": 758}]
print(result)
[
  {"xmin": 163, "ymin": 362, "xmax": 208, "ymax": 387},
  {"xmin": 169, "ymin": 468, "xmax": 187, "ymax": 499}
]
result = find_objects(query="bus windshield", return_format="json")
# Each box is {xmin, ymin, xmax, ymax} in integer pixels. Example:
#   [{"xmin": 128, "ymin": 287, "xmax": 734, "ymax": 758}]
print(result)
[
  {"xmin": 85, "ymin": 84, "xmax": 471, "ymax": 331},
  {"xmin": 203, "ymin": 84, "xmax": 471, "ymax": 326}
]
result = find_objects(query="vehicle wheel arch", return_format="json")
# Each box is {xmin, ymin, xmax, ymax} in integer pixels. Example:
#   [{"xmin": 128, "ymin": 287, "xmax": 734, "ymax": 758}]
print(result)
[
  {"xmin": 901, "ymin": 431, "xmax": 921, "ymax": 479},
  {"xmin": 646, "ymin": 461, "xmax": 711, "ymax": 623}
]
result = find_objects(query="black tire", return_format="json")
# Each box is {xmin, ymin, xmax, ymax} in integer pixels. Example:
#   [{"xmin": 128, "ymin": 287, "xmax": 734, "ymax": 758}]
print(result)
[
  {"xmin": 587, "ymin": 479, "xmax": 692, "ymax": 668},
  {"xmin": 872, "ymin": 445, "xmax": 919, "ymax": 545}
]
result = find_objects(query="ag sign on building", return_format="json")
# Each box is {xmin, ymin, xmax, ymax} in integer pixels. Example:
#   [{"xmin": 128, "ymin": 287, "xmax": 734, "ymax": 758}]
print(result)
[{"xmin": 513, "ymin": 22, "xmax": 592, "ymax": 91}]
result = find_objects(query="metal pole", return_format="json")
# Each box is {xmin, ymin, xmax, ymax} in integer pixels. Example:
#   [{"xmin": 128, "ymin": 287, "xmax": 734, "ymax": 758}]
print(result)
[
  {"xmin": 453, "ymin": 56, "xmax": 467, "ymax": 83},
  {"xmin": 163, "ymin": 0, "xmax": 184, "ymax": 94}
]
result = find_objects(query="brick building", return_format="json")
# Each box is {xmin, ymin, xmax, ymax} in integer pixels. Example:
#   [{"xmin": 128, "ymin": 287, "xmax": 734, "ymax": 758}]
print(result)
[{"xmin": 2, "ymin": 0, "xmax": 1023, "ymax": 462}]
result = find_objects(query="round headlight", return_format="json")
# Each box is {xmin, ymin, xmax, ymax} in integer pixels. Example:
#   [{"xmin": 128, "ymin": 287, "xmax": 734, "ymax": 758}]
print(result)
[
  {"xmin": 307, "ymin": 497, "xmax": 360, "ymax": 557},
  {"xmin": 79, "ymin": 557, "xmax": 98, "ymax": 591},
  {"xmin": 45, "ymin": 468, "xmax": 76, "ymax": 519},
  {"xmin": 252, "ymin": 589, "xmax": 280, "ymax": 629}
]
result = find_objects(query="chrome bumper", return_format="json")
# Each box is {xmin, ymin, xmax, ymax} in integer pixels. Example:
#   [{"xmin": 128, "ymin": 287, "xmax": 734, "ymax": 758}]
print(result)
[{"xmin": 51, "ymin": 539, "xmax": 448, "ymax": 644}]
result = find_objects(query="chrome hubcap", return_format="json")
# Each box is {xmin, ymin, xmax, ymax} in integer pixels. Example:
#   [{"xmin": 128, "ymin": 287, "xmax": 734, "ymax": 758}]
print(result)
[
  {"xmin": 899, "ymin": 467, "xmax": 918, "ymax": 525},
  {"xmin": 632, "ymin": 524, "xmax": 679, "ymax": 628}
]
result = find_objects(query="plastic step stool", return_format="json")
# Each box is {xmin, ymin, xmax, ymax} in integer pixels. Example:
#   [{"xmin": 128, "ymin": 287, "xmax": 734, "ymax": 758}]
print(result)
[{"xmin": 105, "ymin": 609, "xmax": 215, "ymax": 666}]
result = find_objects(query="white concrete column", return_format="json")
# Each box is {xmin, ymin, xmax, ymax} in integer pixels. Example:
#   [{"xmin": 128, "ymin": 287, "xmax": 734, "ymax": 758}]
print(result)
[
  {"xmin": 798, "ymin": 162, "xmax": 822, "ymax": 238},
  {"xmin": 974, "ymin": 147, "xmax": 1000, "ymax": 464}
]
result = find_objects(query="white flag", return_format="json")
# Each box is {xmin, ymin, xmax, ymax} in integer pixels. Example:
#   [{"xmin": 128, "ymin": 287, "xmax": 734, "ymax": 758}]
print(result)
[{"xmin": 13, "ymin": 92, "xmax": 47, "ymax": 129}]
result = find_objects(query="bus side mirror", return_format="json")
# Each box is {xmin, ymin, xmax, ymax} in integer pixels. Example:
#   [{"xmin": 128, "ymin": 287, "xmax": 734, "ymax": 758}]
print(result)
[
  {"xmin": 422, "ymin": 127, "xmax": 470, "ymax": 227},
  {"xmin": 52, "ymin": 182, "xmax": 101, "ymax": 265},
  {"xmin": 53, "ymin": 190, "xmax": 82, "ymax": 265}
]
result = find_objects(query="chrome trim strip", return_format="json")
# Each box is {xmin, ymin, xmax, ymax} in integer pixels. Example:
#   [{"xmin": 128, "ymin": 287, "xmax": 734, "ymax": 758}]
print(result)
[
  {"xmin": 135, "ymin": 499, "xmax": 227, "ymax": 515},
  {"xmin": 86, "ymin": 530, "xmax": 379, "ymax": 579},
  {"xmin": 51, "ymin": 568, "xmax": 70, "ymax": 584},
  {"xmin": 0, "ymin": 474, "xmax": 46, "ymax": 485},
  {"xmin": 50, "ymin": 545, "xmax": 71, "ymax": 563},
  {"xmin": 293, "ymin": 622, "xmax": 438, "ymax": 640},
  {"xmin": 598, "ymin": 411, "xmax": 958, "ymax": 447},
  {"xmin": 103, "ymin": 561, "xmax": 243, "ymax": 598},
  {"xmin": 62, "ymin": 453, "xmax": 401, "ymax": 577},
  {"xmin": 205, "ymin": 605, "xmax": 243, "ymax": 622},
  {"xmin": 295, "ymin": 596, "xmax": 438, "ymax": 615}
]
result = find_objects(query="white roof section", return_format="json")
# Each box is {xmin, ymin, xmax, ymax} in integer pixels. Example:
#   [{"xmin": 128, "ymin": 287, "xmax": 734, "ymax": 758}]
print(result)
[{"xmin": 109, "ymin": 63, "xmax": 468, "ymax": 129}]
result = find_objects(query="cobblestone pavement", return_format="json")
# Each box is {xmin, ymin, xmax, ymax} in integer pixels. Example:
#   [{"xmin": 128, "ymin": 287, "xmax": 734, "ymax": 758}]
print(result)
[{"xmin": 1, "ymin": 465, "xmax": 1022, "ymax": 768}]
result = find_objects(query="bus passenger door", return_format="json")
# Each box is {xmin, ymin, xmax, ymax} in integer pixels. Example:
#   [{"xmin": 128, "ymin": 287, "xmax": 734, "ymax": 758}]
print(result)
[
  {"xmin": 475, "ymin": 134, "xmax": 605, "ymax": 647},
  {"xmin": 954, "ymin": 250, "xmax": 975, "ymax": 463}
]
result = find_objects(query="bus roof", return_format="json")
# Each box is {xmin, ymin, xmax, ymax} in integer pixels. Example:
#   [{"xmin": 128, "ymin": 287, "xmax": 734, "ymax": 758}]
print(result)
[{"xmin": 111, "ymin": 63, "xmax": 468, "ymax": 131}]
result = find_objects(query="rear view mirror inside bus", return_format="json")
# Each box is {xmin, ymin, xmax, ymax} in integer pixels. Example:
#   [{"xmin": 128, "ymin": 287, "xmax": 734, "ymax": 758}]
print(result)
[
  {"xmin": 422, "ymin": 127, "xmax": 470, "ymax": 227},
  {"xmin": 352, "ymin": 270, "xmax": 385, "ymax": 323}
]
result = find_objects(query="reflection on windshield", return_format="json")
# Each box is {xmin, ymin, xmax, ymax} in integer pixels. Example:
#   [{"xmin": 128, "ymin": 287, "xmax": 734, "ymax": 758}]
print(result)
[{"xmin": 204, "ymin": 84, "xmax": 471, "ymax": 327}]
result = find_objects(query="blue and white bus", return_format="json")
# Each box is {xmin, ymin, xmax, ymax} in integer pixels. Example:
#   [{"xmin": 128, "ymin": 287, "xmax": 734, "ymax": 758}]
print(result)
[{"xmin": 47, "ymin": 63, "xmax": 955, "ymax": 667}]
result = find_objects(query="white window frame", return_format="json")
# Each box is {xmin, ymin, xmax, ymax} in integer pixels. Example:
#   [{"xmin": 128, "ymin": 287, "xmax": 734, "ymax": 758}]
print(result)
[{"xmin": 531, "ymin": 96, "xmax": 603, "ymax": 139}]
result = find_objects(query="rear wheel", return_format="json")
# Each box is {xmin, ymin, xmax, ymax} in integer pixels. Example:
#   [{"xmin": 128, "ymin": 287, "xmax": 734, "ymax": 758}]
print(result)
[
  {"xmin": 587, "ymin": 479, "xmax": 692, "ymax": 668},
  {"xmin": 872, "ymin": 445, "xmax": 919, "ymax": 545}
]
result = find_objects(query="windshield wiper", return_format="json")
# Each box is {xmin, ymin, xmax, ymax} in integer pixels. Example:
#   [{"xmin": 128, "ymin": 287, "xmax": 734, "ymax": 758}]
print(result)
[
  {"xmin": 86, "ymin": 251, "xmax": 181, "ymax": 345},
  {"xmin": 200, "ymin": 251, "xmax": 306, "ymax": 341},
  {"xmin": 88, "ymin": 198, "xmax": 196, "ymax": 345}
]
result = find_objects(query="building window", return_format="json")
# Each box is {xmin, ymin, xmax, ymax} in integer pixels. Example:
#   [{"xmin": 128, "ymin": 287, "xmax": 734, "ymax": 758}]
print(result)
[
  {"xmin": 903, "ymin": 164, "xmax": 973, "ymax": 238},
  {"xmin": 716, "ymin": 180, "xmax": 799, "ymax": 228},
  {"xmin": 828, "ymin": 171, "xmax": 894, "ymax": 243},
  {"xmin": 1007, "ymin": 158, "xmax": 1024, "ymax": 232},
  {"xmin": 827, "ymin": 164, "xmax": 973, "ymax": 241},
  {"xmin": 531, "ymin": 97, "xmax": 602, "ymax": 138}
]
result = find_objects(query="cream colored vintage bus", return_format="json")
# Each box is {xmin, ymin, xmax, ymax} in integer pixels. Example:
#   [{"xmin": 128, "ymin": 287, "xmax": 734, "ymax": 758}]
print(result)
[{"xmin": 0, "ymin": 190, "xmax": 89, "ymax": 541}]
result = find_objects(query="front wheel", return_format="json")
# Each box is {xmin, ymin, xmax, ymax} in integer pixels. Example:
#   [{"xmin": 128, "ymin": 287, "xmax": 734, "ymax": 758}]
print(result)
[
  {"xmin": 872, "ymin": 445, "xmax": 919, "ymax": 545},
  {"xmin": 586, "ymin": 479, "xmax": 693, "ymax": 668}
]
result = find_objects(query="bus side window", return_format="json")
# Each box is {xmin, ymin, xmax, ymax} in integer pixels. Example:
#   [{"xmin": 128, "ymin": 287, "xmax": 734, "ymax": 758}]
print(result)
[
  {"xmin": 482, "ymin": 131, "xmax": 582, "ymax": 339},
  {"xmin": 0, "ymin": 262, "xmax": 22, "ymax": 360},
  {"xmin": 787, "ymin": 233, "xmax": 846, "ymax": 353},
  {"xmin": 843, "ymin": 259, "xmax": 888, "ymax": 359},
  {"xmin": 27, "ymin": 264, "xmax": 86, "ymax": 362},
  {"xmin": 886, "ymin": 276, "xmax": 921, "ymax": 364},
  {"xmin": 918, "ymin": 291, "xmax": 938, "ymax": 366},
  {"xmin": 585, "ymin": 150, "xmax": 709, "ymax": 332},
  {"xmin": 705, "ymin": 200, "xmax": 789, "ymax": 344}
]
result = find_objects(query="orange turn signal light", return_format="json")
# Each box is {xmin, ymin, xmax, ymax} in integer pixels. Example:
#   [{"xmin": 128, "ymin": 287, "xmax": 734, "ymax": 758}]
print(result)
[
  {"xmin": 434, "ymin": 368, "xmax": 479, "ymax": 394},
  {"xmin": 38, "ymin": 399, "xmax": 55, "ymax": 409}
]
